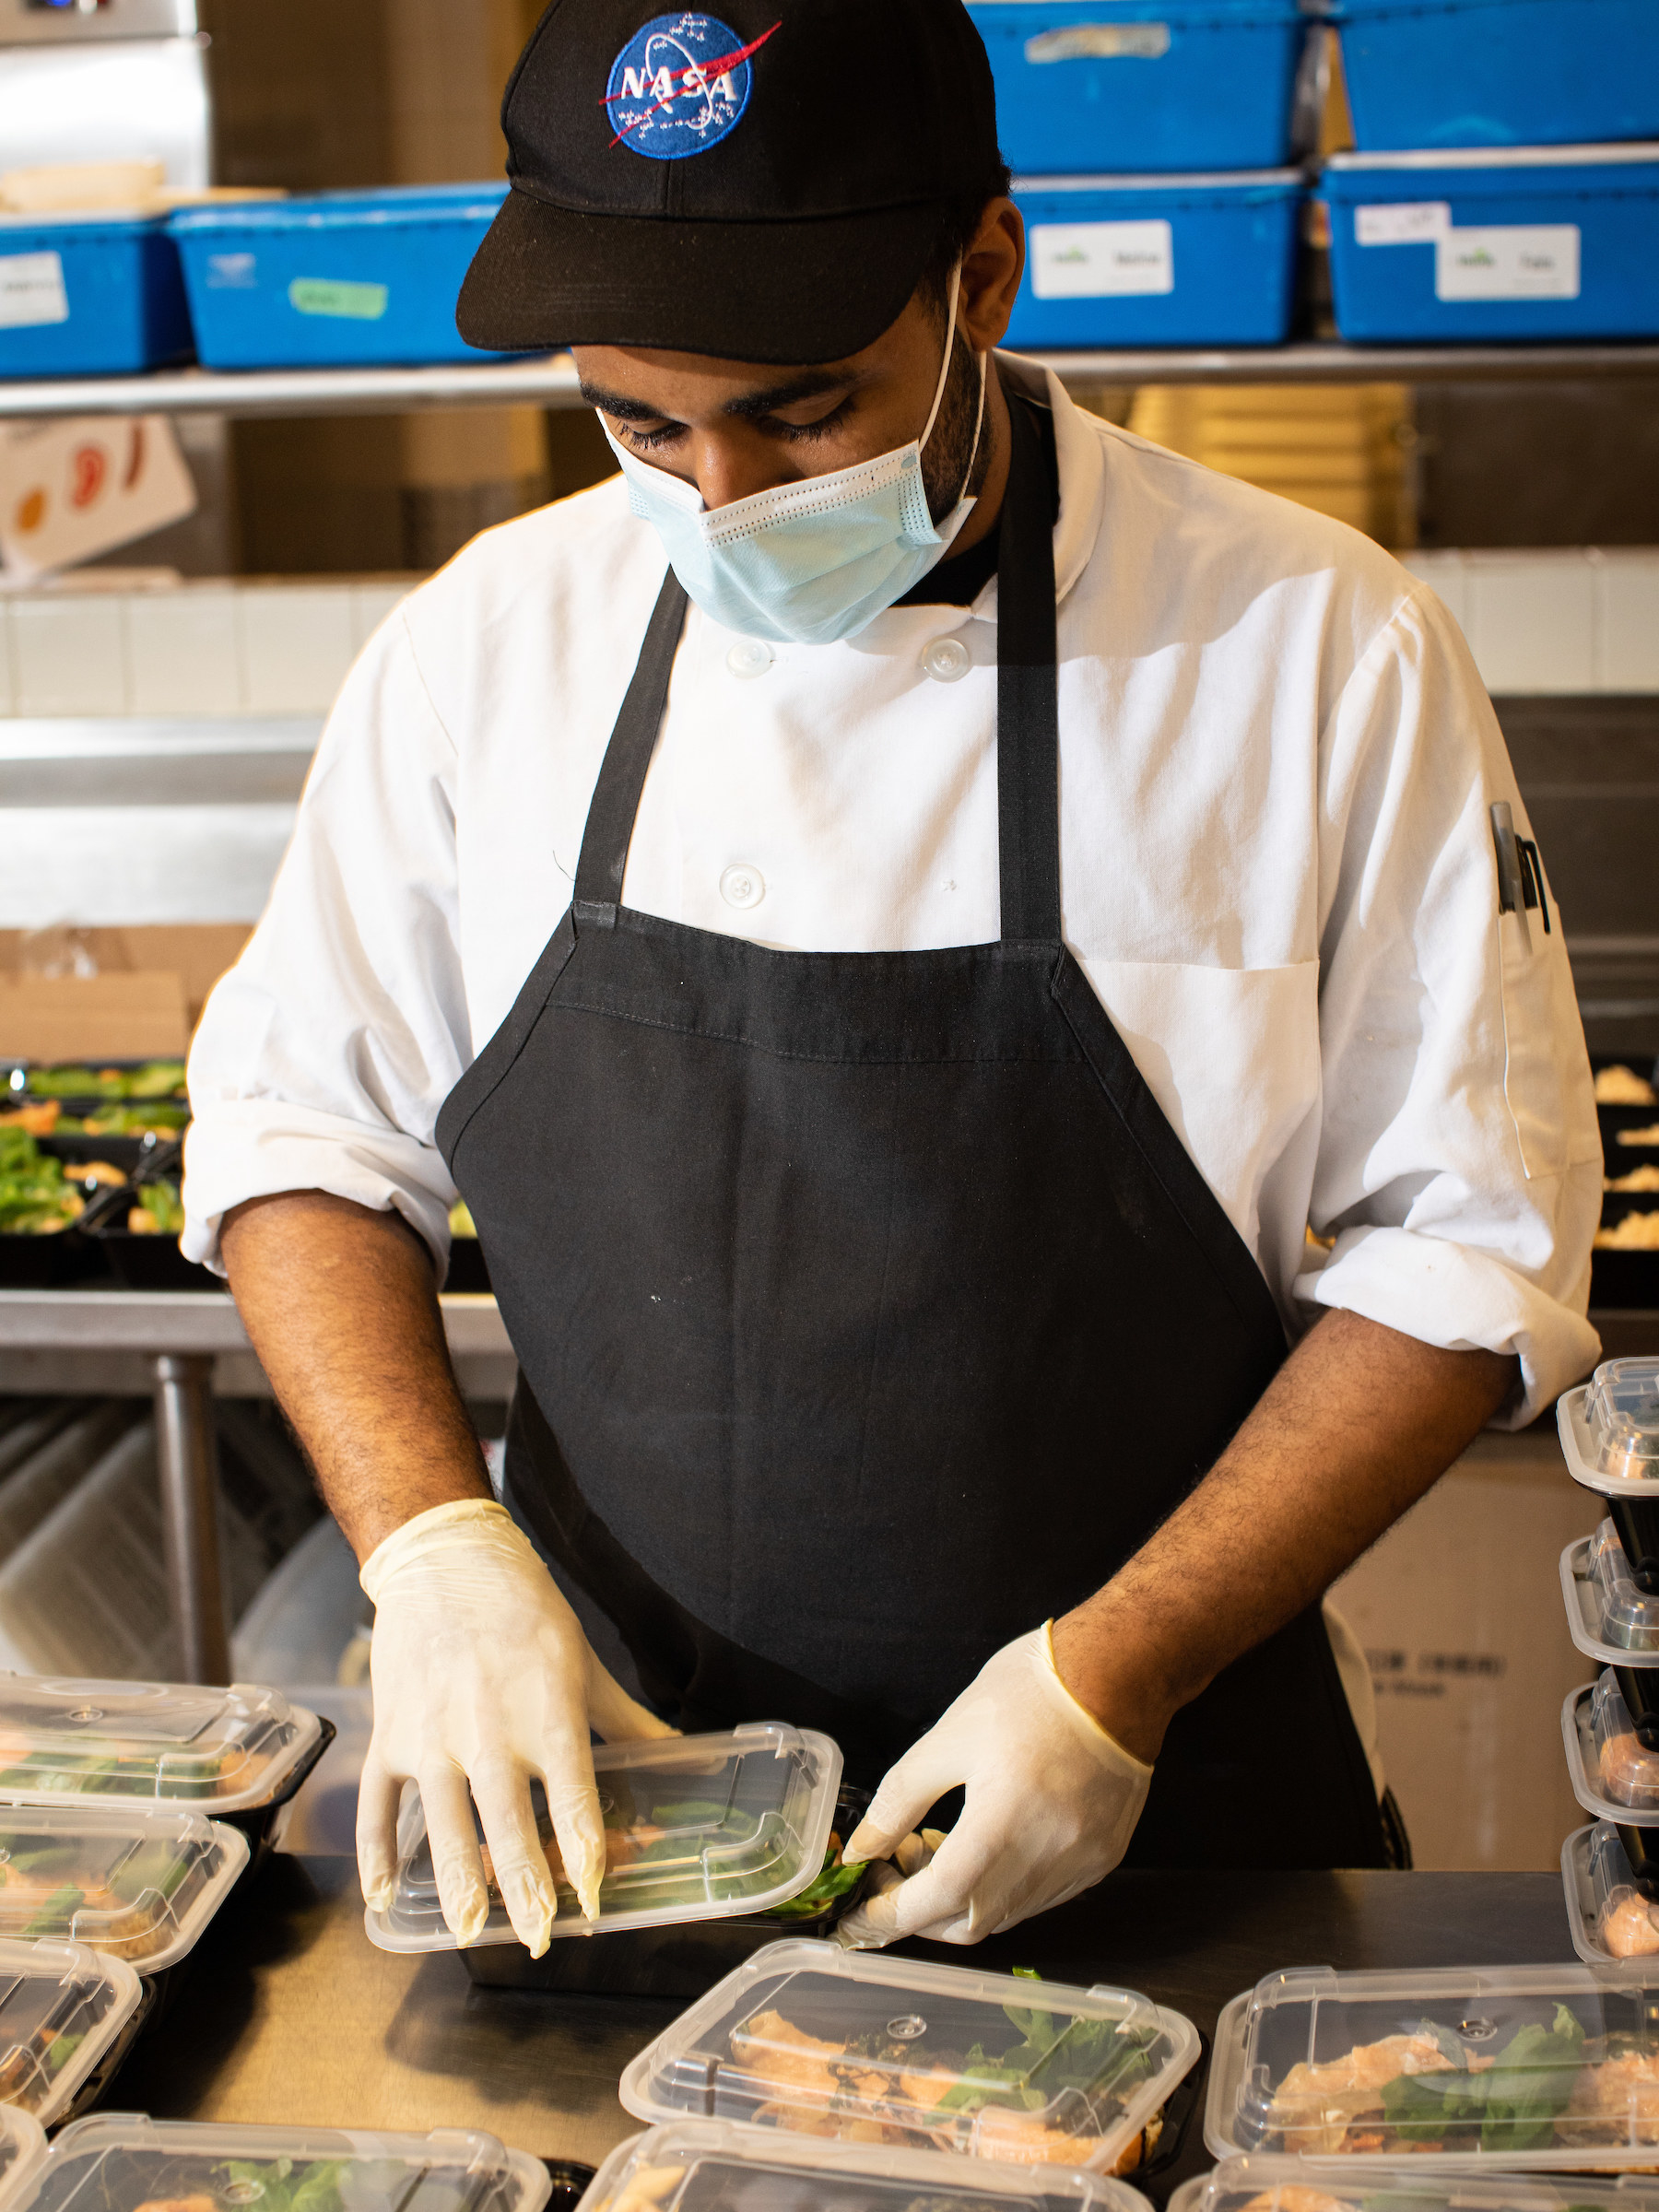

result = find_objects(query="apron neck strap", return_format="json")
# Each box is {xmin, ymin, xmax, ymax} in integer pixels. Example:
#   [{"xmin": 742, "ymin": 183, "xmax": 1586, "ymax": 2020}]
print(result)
[
  {"xmin": 995, "ymin": 389, "xmax": 1062, "ymax": 945},
  {"xmin": 573, "ymin": 377, "xmax": 1063, "ymax": 942}
]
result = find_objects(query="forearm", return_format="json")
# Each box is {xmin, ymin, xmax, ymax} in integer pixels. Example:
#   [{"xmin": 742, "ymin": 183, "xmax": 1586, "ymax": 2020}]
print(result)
[
  {"xmin": 220, "ymin": 1189, "xmax": 489, "ymax": 1560},
  {"xmin": 1053, "ymin": 1309, "xmax": 1518, "ymax": 1763}
]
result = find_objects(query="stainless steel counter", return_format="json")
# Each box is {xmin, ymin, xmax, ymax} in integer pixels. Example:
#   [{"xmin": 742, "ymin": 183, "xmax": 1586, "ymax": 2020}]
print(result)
[{"xmin": 107, "ymin": 1853, "xmax": 1575, "ymax": 2201}]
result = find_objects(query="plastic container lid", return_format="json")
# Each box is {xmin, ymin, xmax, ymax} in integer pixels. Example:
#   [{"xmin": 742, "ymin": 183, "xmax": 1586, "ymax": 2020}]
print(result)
[
  {"xmin": 0, "ymin": 1938, "xmax": 142, "ymax": 2127},
  {"xmin": 1561, "ymin": 1822, "xmax": 1659, "ymax": 1969},
  {"xmin": 0, "ymin": 1806, "xmax": 248, "ymax": 1973},
  {"xmin": 1560, "ymin": 1531, "xmax": 1659, "ymax": 1667},
  {"xmin": 1171, "ymin": 2154, "xmax": 1659, "ymax": 2212},
  {"xmin": 1560, "ymin": 1363, "xmax": 1659, "ymax": 1497},
  {"xmin": 13, "ymin": 2116, "xmax": 551, "ymax": 2212},
  {"xmin": 581, "ymin": 2121, "xmax": 1155, "ymax": 2212},
  {"xmin": 1206, "ymin": 1961, "xmax": 1659, "ymax": 2164},
  {"xmin": 366, "ymin": 1726, "xmax": 842, "ymax": 1951},
  {"xmin": 0, "ymin": 1677, "xmax": 323, "ymax": 1814},
  {"xmin": 0, "ymin": 2107, "xmax": 44, "ymax": 2211},
  {"xmin": 619, "ymin": 1937, "xmax": 1200, "ymax": 2175},
  {"xmin": 1325, "ymin": 143, "xmax": 1659, "ymax": 172},
  {"xmin": 1566, "ymin": 1674, "xmax": 1659, "ymax": 1820}
]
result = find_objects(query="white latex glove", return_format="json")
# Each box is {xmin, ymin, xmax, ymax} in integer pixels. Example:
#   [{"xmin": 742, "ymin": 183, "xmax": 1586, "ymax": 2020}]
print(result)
[
  {"xmin": 357, "ymin": 1498, "xmax": 676, "ymax": 1956},
  {"xmin": 838, "ymin": 1623, "xmax": 1151, "ymax": 1947}
]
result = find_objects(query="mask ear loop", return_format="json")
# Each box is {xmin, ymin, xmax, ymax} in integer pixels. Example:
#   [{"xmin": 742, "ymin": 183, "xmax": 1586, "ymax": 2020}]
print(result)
[{"xmin": 919, "ymin": 258, "xmax": 989, "ymax": 511}]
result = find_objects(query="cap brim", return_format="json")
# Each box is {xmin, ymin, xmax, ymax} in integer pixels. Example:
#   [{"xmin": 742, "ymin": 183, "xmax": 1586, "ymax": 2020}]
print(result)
[{"xmin": 456, "ymin": 186, "xmax": 944, "ymax": 365}]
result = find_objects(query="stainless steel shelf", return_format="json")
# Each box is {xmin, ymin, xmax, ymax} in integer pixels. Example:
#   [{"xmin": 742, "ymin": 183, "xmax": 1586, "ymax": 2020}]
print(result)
[{"xmin": 0, "ymin": 342, "xmax": 1655, "ymax": 420}]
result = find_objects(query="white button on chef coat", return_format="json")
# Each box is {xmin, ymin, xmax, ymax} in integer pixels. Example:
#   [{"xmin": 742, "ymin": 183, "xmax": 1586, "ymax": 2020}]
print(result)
[
  {"xmin": 922, "ymin": 635, "xmax": 971, "ymax": 682},
  {"xmin": 182, "ymin": 360, "xmax": 1600, "ymax": 1433},
  {"xmin": 727, "ymin": 639, "xmax": 773, "ymax": 678},
  {"xmin": 720, "ymin": 864, "xmax": 765, "ymax": 909}
]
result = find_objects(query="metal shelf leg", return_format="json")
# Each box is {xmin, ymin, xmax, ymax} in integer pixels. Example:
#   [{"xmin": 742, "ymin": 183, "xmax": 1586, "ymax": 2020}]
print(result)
[{"xmin": 152, "ymin": 1352, "xmax": 230, "ymax": 1685}]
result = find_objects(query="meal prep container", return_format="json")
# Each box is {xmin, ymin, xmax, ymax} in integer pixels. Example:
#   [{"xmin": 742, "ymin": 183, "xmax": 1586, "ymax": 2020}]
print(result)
[
  {"xmin": 367, "ymin": 1725, "xmax": 843, "ymax": 1954},
  {"xmin": 10, "ymin": 2116, "xmax": 552, "ymax": 2212},
  {"xmin": 1206, "ymin": 1961, "xmax": 1659, "ymax": 2164},
  {"xmin": 1561, "ymin": 1362, "xmax": 1659, "ymax": 1588},
  {"xmin": 0, "ymin": 212, "xmax": 191, "ymax": 379},
  {"xmin": 0, "ymin": 1806, "xmax": 247, "ymax": 2000},
  {"xmin": 0, "ymin": 2108, "xmax": 44, "ymax": 2207},
  {"xmin": 0, "ymin": 1677, "xmax": 328, "ymax": 1863},
  {"xmin": 619, "ymin": 1937, "xmax": 1200, "ymax": 2176},
  {"xmin": 1561, "ymin": 1822, "xmax": 1659, "ymax": 1966},
  {"xmin": 964, "ymin": 1, "xmax": 1310, "ymax": 176},
  {"xmin": 171, "ymin": 185, "xmax": 510, "ymax": 369},
  {"xmin": 1565, "ymin": 1674, "xmax": 1659, "ymax": 1822},
  {"xmin": 461, "ymin": 1781, "xmax": 872, "ymax": 2000},
  {"xmin": 1331, "ymin": 0, "xmax": 1659, "ymax": 153},
  {"xmin": 1558, "ymin": 1533, "xmax": 1659, "ymax": 1754},
  {"xmin": 1171, "ymin": 2154, "xmax": 1659, "ymax": 2212},
  {"xmin": 1324, "ymin": 145, "xmax": 1659, "ymax": 343},
  {"xmin": 1006, "ymin": 169, "xmax": 1302, "ymax": 347},
  {"xmin": 0, "ymin": 1939, "xmax": 143, "ymax": 2131},
  {"xmin": 581, "ymin": 2121, "xmax": 1155, "ymax": 2212}
]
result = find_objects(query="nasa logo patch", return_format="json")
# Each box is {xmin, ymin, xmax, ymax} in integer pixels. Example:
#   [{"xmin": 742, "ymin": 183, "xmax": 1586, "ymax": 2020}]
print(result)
[{"xmin": 605, "ymin": 13, "xmax": 778, "ymax": 159}]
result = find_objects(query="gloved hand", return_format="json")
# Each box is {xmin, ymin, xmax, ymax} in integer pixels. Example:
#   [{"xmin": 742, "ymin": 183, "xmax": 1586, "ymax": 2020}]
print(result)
[
  {"xmin": 356, "ymin": 1498, "xmax": 676, "ymax": 1956},
  {"xmin": 837, "ymin": 1623, "xmax": 1151, "ymax": 1947}
]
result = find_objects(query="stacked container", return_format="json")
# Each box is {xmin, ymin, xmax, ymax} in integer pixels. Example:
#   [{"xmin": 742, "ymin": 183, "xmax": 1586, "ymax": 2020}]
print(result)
[
  {"xmin": 970, "ymin": 1, "xmax": 1311, "ymax": 347},
  {"xmin": 1324, "ymin": 0, "xmax": 1659, "ymax": 341},
  {"xmin": 1559, "ymin": 1359, "xmax": 1659, "ymax": 1963}
]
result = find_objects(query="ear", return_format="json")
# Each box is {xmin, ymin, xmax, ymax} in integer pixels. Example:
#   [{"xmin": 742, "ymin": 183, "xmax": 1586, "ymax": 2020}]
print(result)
[{"xmin": 960, "ymin": 199, "xmax": 1026, "ymax": 353}]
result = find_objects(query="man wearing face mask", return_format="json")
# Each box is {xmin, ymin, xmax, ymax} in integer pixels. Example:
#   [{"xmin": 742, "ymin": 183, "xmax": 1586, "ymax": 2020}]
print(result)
[{"xmin": 185, "ymin": 0, "xmax": 1599, "ymax": 1956}]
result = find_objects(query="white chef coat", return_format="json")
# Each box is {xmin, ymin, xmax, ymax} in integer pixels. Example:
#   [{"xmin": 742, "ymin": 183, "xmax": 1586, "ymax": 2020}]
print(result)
[{"xmin": 183, "ymin": 361, "xmax": 1602, "ymax": 1436}]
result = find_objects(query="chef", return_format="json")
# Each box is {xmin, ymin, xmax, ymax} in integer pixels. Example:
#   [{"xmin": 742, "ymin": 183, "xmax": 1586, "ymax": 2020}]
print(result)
[{"xmin": 184, "ymin": 0, "xmax": 1602, "ymax": 1957}]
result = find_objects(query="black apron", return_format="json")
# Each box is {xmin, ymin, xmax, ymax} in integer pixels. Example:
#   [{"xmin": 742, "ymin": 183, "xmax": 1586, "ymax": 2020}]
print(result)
[{"xmin": 437, "ymin": 382, "xmax": 1388, "ymax": 1870}]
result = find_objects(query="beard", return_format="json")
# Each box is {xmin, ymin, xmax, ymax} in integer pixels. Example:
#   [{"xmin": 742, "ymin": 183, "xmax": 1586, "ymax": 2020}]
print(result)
[{"xmin": 919, "ymin": 327, "xmax": 991, "ymax": 524}]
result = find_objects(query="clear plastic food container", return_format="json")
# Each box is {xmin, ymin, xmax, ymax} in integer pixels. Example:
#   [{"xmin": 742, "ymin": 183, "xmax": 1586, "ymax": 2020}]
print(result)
[
  {"xmin": 366, "ymin": 1727, "xmax": 842, "ymax": 1950},
  {"xmin": 1564, "ymin": 1674, "xmax": 1659, "ymax": 1820},
  {"xmin": 1170, "ymin": 2153, "xmax": 1659, "ymax": 2212},
  {"xmin": 12, "ymin": 2116, "xmax": 551, "ymax": 2212},
  {"xmin": 0, "ymin": 1806, "xmax": 247, "ymax": 1974},
  {"xmin": 0, "ymin": 2107, "xmax": 44, "ymax": 2208},
  {"xmin": 1560, "ymin": 1530, "xmax": 1659, "ymax": 1664},
  {"xmin": 1206, "ymin": 1962, "xmax": 1659, "ymax": 2165},
  {"xmin": 1561, "ymin": 1363, "xmax": 1659, "ymax": 1593},
  {"xmin": 618, "ymin": 1937, "xmax": 1200, "ymax": 2177},
  {"xmin": 1561, "ymin": 1823, "xmax": 1659, "ymax": 1967},
  {"xmin": 0, "ymin": 1938, "xmax": 142, "ymax": 2128},
  {"xmin": 580, "ymin": 2121, "xmax": 1155, "ymax": 2212},
  {"xmin": 0, "ymin": 1677, "xmax": 325, "ymax": 1819}
]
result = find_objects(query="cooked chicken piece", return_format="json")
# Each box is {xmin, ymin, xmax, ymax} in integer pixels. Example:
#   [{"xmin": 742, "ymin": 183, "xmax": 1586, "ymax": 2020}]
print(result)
[
  {"xmin": 1597, "ymin": 1067, "xmax": 1658, "ymax": 1106},
  {"xmin": 608, "ymin": 2162, "xmax": 686, "ymax": 2212},
  {"xmin": 971, "ymin": 2107, "xmax": 1106, "ymax": 2165},
  {"xmin": 1567, "ymin": 2052, "xmax": 1659, "ymax": 2142},
  {"xmin": 1608, "ymin": 1166, "xmax": 1659, "ymax": 1194},
  {"xmin": 731, "ymin": 2009, "xmax": 888, "ymax": 2109},
  {"xmin": 1601, "ymin": 1731, "xmax": 1659, "ymax": 1809},
  {"xmin": 1268, "ymin": 2033, "xmax": 1465, "ymax": 2153},
  {"xmin": 131, "ymin": 2196, "xmax": 220, "ymax": 2212},
  {"xmin": 1112, "ymin": 2114, "xmax": 1162, "ymax": 2175},
  {"xmin": 477, "ymin": 1823, "xmax": 662, "ymax": 1891},
  {"xmin": 1602, "ymin": 1890, "xmax": 1659, "ymax": 1959}
]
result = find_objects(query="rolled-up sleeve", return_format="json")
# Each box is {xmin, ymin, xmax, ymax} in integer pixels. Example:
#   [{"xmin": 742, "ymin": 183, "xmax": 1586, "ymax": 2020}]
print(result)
[
  {"xmin": 1294, "ymin": 583, "xmax": 1602, "ymax": 1425},
  {"xmin": 182, "ymin": 610, "xmax": 470, "ymax": 1277}
]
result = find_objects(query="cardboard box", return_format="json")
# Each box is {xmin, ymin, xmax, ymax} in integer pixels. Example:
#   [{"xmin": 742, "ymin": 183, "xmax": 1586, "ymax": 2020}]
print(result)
[{"xmin": 0, "ymin": 970, "xmax": 187, "ymax": 1061}]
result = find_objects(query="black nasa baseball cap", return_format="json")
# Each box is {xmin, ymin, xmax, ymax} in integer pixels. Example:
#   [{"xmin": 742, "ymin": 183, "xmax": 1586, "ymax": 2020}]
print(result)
[{"xmin": 457, "ymin": 0, "xmax": 1003, "ymax": 365}]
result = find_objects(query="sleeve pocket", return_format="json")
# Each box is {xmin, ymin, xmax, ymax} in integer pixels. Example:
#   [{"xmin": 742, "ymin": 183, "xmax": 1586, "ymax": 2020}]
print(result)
[{"xmin": 1495, "ymin": 866, "xmax": 1600, "ymax": 1182}]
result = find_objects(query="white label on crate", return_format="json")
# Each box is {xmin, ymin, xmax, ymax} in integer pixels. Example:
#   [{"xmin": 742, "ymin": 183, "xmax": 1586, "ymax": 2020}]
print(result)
[
  {"xmin": 206, "ymin": 252, "xmax": 258, "ymax": 289},
  {"xmin": 1030, "ymin": 219, "xmax": 1173, "ymax": 299},
  {"xmin": 1436, "ymin": 224, "xmax": 1581, "ymax": 300},
  {"xmin": 1355, "ymin": 201, "xmax": 1452, "ymax": 246},
  {"xmin": 1025, "ymin": 22, "xmax": 1171, "ymax": 62},
  {"xmin": 0, "ymin": 252, "xmax": 68, "ymax": 330}
]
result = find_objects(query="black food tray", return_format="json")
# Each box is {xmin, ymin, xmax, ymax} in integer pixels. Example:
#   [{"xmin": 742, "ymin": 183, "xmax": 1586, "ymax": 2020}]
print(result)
[
  {"xmin": 0, "ymin": 1231, "xmax": 108, "ymax": 1289},
  {"xmin": 217, "ymin": 1714, "xmax": 337, "ymax": 1876},
  {"xmin": 39, "ymin": 1135, "xmax": 146, "ymax": 1175},
  {"xmin": 90, "ymin": 1231, "xmax": 218, "ymax": 1292},
  {"xmin": 1593, "ymin": 1251, "xmax": 1659, "ymax": 1311}
]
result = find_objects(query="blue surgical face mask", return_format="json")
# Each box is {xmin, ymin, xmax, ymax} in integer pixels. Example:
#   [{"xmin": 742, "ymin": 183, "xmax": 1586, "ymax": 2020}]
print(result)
[{"xmin": 604, "ymin": 268, "xmax": 987, "ymax": 647}]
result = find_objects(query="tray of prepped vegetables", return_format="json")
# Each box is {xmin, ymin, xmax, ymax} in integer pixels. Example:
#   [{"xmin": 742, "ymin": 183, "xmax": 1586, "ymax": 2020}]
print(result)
[
  {"xmin": 3, "ymin": 1065, "xmax": 188, "ymax": 1142},
  {"xmin": 5, "ymin": 2116, "xmax": 551, "ymax": 2212},
  {"xmin": 0, "ymin": 1676, "xmax": 331, "ymax": 1866},
  {"xmin": 1206, "ymin": 1961, "xmax": 1659, "ymax": 2165},
  {"xmin": 1168, "ymin": 2156, "xmax": 1659, "ymax": 2212},
  {"xmin": 0, "ymin": 1806, "xmax": 246, "ymax": 1994},
  {"xmin": 618, "ymin": 1938, "xmax": 1198, "ymax": 2177},
  {"xmin": 0, "ymin": 1939, "xmax": 145, "ymax": 2131},
  {"xmin": 366, "ymin": 1725, "xmax": 867, "ymax": 1988},
  {"xmin": 579, "ymin": 2120, "xmax": 1154, "ymax": 2212}
]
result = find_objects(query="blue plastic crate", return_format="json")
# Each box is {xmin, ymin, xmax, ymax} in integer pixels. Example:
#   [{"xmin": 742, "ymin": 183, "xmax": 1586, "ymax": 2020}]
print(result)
[
  {"xmin": 1006, "ymin": 170, "xmax": 1303, "ymax": 347},
  {"xmin": 1324, "ymin": 144, "xmax": 1659, "ymax": 341},
  {"xmin": 967, "ymin": 0, "xmax": 1312, "ymax": 172},
  {"xmin": 1334, "ymin": 0, "xmax": 1659, "ymax": 151},
  {"xmin": 0, "ymin": 212, "xmax": 191, "ymax": 379},
  {"xmin": 170, "ymin": 184, "xmax": 512, "ymax": 369}
]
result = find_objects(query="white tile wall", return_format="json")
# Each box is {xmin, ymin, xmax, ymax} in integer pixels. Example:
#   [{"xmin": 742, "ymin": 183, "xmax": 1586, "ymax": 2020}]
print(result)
[
  {"xmin": 0, "ymin": 577, "xmax": 414, "ymax": 719},
  {"xmin": 1404, "ymin": 547, "xmax": 1659, "ymax": 695}
]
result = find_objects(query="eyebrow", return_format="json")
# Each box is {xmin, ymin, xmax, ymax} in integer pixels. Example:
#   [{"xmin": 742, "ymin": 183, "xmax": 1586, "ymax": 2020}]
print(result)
[{"xmin": 579, "ymin": 367, "xmax": 858, "ymax": 426}]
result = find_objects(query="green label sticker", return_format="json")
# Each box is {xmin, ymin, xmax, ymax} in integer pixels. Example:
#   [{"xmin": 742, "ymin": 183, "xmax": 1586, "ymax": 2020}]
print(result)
[{"xmin": 288, "ymin": 277, "xmax": 389, "ymax": 321}]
